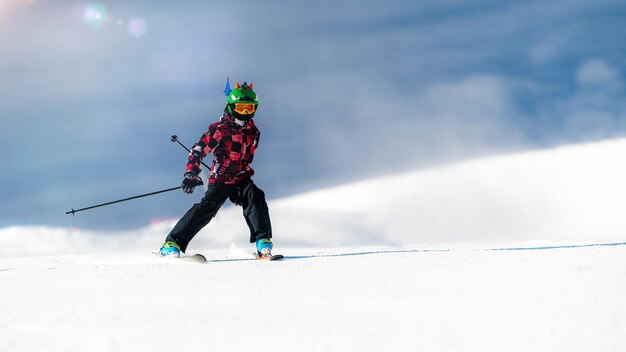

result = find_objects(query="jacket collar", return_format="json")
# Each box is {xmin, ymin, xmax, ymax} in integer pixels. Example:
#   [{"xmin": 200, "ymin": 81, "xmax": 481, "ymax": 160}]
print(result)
[{"xmin": 222, "ymin": 113, "xmax": 254, "ymax": 129}]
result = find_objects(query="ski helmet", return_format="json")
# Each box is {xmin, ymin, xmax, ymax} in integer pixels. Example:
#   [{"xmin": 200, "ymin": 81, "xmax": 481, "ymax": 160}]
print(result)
[{"xmin": 225, "ymin": 81, "xmax": 258, "ymax": 121}]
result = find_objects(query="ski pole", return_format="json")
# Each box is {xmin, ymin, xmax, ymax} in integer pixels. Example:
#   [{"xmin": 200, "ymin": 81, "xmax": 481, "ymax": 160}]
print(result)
[
  {"xmin": 65, "ymin": 186, "xmax": 181, "ymax": 215},
  {"xmin": 170, "ymin": 134, "xmax": 192, "ymax": 153},
  {"xmin": 65, "ymin": 135, "xmax": 204, "ymax": 215},
  {"xmin": 170, "ymin": 135, "xmax": 210, "ymax": 169}
]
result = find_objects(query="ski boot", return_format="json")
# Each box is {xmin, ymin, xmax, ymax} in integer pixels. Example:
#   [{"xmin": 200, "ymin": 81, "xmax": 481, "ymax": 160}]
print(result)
[
  {"xmin": 159, "ymin": 241, "xmax": 181, "ymax": 257},
  {"xmin": 255, "ymin": 238, "xmax": 273, "ymax": 258}
]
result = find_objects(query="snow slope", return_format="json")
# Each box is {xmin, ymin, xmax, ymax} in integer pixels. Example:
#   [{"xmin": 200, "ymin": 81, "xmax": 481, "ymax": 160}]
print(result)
[
  {"xmin": 3, "ymin": 137, "xmax": 626, "ymax": 257},
  {"xmin": 1, "ymin": 139, "xmax": 626, "ymax": 351},
  {"xmin": 1, "ymin": 244, "xmax": 625, "ymax": 352},
  {"xmin": 269, "ymin": 137, "xmax": 626, "ymax": 246}
]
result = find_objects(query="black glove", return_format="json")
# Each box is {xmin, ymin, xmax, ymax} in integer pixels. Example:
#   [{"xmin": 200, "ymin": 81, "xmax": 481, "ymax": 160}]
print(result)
[{"xmin": 182, "ymin": 171, "xmax": 203, "ymax": 194}]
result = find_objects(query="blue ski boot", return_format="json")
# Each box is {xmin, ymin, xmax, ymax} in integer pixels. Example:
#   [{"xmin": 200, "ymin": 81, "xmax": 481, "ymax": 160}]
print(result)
[
  {"xmin": 256, "ymin": 238, "xmax": 273, "ymax": 258},
  {"xmin": 159, "ymin": 241, "xmax": 181, "ymax": 257}
]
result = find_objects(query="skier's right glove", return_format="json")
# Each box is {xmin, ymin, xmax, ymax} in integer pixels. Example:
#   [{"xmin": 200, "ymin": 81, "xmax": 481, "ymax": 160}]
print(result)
[{"xmin": 181, "ymin": 171, "xmax": 203, "ymax": 194}]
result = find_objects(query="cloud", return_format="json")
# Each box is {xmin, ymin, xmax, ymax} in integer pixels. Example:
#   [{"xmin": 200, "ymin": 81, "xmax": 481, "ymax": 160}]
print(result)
[
  {"xmin": 528, "ymin": 33, "xmax": 570, "ymax": 65},
  {"xmin": 529, "ymin": 59, "xmax": 626, "ymax": 143},
  {"xmin": 297, "ymin": 73, "xmax": 527, "ymax": 181},
  {"xmin": 576, "ymin": 59, "xmax": 622, "ymax": 89}
]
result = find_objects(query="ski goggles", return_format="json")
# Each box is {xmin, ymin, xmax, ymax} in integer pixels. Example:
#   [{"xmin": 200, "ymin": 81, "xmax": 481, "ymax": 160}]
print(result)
[{"xmin": 233, "ymin": 103, "xmax": 256, "ymax": 115}]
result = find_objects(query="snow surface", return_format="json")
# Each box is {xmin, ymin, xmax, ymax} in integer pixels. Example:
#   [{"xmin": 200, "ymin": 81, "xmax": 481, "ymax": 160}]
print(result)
[
  {"xmin": 1, "ymin": 138, "xmax": 626, "ymax": 351},
  {"xmin": 1, "ymin": 245, "xmax": 625, "ymax": 351}
]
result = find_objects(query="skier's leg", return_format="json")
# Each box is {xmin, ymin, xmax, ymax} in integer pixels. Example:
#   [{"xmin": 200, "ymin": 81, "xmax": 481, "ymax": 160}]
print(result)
[
  {"xmin": 166, "ymin": 184, "xmax": 232, "ymax": 252},
  {"xmin": 238, "ymin": 180, "xmax": 272, "ymax": 243}
]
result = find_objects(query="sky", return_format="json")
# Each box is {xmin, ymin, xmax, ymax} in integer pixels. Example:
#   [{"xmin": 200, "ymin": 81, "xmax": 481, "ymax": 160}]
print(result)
[{"xmin": 1, "ymin": 0, "xmax": 625, "ymax": 230}]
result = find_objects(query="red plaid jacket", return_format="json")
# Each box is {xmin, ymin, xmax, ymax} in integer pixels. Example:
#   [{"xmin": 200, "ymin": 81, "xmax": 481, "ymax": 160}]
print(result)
[{"xmin": 187, "ymin": 113, "xmax": 260, "ymax": 185}]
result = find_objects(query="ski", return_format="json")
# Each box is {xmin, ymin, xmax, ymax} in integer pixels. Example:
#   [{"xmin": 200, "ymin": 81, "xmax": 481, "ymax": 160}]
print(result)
[
  {"xmin": 181, "ymin": 253, "xmax": 207, "ymax": 263},
  {"xmin": 158, "ymin": 252, "xmax": 282, "ymax": 262},
  {"xmin": 156, "ymin": 252, "xmax": 207, "ymax": 264},
  {"xmin": 255, "ymin": 254, "xmax": 284, "ymax": 261}
]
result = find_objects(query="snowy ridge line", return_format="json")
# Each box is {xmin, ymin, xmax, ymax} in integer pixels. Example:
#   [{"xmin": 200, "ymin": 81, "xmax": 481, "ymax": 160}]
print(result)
[{"xmin": 486, "ymin": 241, "xmax": 626, "ymax": 251}]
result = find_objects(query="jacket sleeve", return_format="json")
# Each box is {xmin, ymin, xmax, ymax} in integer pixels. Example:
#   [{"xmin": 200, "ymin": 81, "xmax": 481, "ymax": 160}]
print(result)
[{"xmin": 186, "ymin": 125, "xmax": 220, "ymax": 174}]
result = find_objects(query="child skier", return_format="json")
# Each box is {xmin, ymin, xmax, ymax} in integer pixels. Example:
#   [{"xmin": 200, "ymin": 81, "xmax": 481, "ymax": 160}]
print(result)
[{"xmin": 159, "ymin": 81, "xmax": 274, "ymax": 258}]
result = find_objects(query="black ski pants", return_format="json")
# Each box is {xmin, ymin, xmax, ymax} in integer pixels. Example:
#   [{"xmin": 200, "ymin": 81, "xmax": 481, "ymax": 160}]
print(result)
[{"xmin": 166, "ymin": 179, "xmax": 272, "ymax": 252}]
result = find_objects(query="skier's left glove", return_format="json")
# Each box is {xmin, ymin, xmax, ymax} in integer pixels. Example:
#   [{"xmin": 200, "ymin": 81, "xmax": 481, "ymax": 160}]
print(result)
[{"xmin": 182, "ymin": 171, "xmax": 203, "ymax": 194}]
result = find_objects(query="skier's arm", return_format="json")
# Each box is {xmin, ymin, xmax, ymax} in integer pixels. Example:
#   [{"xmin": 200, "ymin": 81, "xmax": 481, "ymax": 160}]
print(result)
[{"xmin": 186, "ymin": 125, "xmax": 219, "ymax": 175}]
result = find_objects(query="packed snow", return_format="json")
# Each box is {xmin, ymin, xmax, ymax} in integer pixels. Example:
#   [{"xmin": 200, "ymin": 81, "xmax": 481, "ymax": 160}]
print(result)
[{"xmin": 1, "ymin": 138, "xmax": 626, "ymax": 351}]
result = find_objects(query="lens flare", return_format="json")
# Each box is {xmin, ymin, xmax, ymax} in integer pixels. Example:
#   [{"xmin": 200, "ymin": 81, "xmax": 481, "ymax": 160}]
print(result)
[
  {"xmin": 127, "ymin": 17, "xmax": 148, "ymax": 39},
  {"xmin": 0, "ymin": 0, "xmax": 35, "ymax": 21},
  {"xmin": 82, "ymin": 3, "xmax": 108, "ymax": 29}
]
